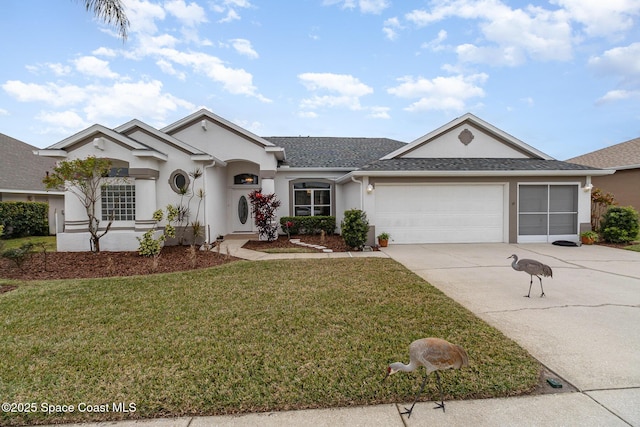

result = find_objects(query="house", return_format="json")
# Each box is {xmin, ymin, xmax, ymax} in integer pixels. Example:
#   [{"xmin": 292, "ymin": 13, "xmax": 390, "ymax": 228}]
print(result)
[
  {"xmin": 0, "ymin": 132, "xmax": 64, "ymax": 235},
  {"xmin": 36, "ymin": 109, "xmax": 612, "ymax": 251},
  {"xmin": 566, "ymin": 137, "xmax": 640, "ymax": 212}
]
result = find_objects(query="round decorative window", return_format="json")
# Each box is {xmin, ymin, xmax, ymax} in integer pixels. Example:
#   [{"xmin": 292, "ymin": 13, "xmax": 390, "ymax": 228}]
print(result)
[{"xmin": 169, "ymin": 169, "xmax": 190, "ymax": 194}]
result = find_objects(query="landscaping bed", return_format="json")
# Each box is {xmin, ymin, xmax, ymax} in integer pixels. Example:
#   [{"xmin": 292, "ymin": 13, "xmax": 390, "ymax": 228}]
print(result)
[
  {"xmin": 0, "ymin": 245, "xmax": 239, "ymax": 281},
  {"xmin": 243, "ymin": 234, "xmax": 352, "ymax": 253}
]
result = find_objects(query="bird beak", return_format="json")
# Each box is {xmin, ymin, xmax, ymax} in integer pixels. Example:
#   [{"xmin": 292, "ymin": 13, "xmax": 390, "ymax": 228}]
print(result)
[{"xmin": 381, "ymin": 370, "xmax": 390, "ymax": 384}]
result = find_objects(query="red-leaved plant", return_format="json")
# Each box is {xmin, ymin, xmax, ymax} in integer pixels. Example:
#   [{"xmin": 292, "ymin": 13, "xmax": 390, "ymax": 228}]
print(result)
[{"xmin": 248, "ymin": 189, "xmax": 281, "ymax": 241}]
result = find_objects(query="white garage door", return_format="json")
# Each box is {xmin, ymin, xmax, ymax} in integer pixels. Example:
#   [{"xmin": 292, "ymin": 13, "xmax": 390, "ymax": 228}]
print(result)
[{"xmin": 374, "ymin": 184, "xmax": 505, "ymax": 243}]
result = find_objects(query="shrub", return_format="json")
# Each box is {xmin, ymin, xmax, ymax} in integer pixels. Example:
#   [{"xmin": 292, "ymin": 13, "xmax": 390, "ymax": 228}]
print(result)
[
  {"xmin": 341, "ymin": 209, "xmax": 369, "ymax": 249},
  {"xmin": 248, "ymin": 190, "xmax": 281, "ymax": 242},
  {"xmin": 0, "ymin": 202, "xmax": 49, "ymax": 238},
  {"xmin": 591, "ymin": 188, "xmax": 616, "ymax": 231},
  {"xmin": 279, "ymin": 216, "xmax": 336, "ymax": 236},
  {"xmin": 600, "ymin": 206, "xmax": 639, "ymax": 244},
  {"xmin": 137, "ymin": 207, "xmax": 178, "ymax": 257}
]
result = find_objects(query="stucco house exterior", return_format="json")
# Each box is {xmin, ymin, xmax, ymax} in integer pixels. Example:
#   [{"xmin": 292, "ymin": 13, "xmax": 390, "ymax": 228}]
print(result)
[
  {"xmin": 36, "ymin": 109, "xmax": 612, "ymax": 251},
  {"xmin": 567, "ymin": 137, "xmax": 640, "ymax": 212},
  {"xmin": 1, "ymin": 132, "xmax": 64, "ymax": 235}
]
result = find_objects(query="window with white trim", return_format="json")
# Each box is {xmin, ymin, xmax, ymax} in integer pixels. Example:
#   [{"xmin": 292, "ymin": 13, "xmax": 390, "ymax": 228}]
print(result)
[
  {"xmin": 293, "ymin": 181, "xmax": 332, "ymax": 216},
  {"xmin": 101, "ymin": 184, "xmax": 136, "ymax": 221}
]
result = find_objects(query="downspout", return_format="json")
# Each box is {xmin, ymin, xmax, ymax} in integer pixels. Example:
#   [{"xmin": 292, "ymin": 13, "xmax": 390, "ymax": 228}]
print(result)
[{"xmin": 203, "ymin": 161, "xmax": 216, "ymax": 244}]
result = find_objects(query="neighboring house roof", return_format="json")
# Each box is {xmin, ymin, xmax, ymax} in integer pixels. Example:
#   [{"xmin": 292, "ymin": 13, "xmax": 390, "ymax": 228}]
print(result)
[
  {"xmin": 0, "ymin": 132, "xmax": 60, "ymax": 194},
  {"xmin": 265, "ymin": 137, "xmax": 406, "ymax": 169},
  {"xmin": 566, "ymin": 137, "xmax": 640, "ymax": 170}
]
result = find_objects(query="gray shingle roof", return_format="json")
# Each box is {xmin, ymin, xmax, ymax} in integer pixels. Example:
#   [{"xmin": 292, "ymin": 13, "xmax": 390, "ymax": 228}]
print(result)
[
  {"xmin": 566, "ymin": 137, "xmax": 640, "ymax": 169},
  {"xmin": 0, "ymin": 133, "xmax": 58, "ymax": 192},
  {"xmin": 265, "ymin": 137, "xmax": 406, "ymax": 168},
  {"xmin": 360, "ymin": 158, "xmax": 602, "ymax": 172}
]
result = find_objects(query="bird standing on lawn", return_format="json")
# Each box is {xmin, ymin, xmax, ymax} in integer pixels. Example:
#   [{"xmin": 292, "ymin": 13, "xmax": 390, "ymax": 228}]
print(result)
[
  {"xmin": 508, "ymin": 254, "xmax": 553, "ymax": 297},
  {"xmin": 383, "ymin": 337, "xmax": 469, "ymax": 418}
]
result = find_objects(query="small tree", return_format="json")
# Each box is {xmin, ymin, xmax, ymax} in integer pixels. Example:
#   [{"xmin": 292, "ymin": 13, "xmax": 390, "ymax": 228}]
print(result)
[
  {"xmin": 137, "ymin": 206, "xmax": 178, "ymax": 257},
  {"xmin": 248, "ymin": 189, "xmax": 281, "ymax": 242},
  {"xmin": 341, "ymin": 209, "xmax": 369, "ymax": 250},
  {"xmin": 43, "ymin": 156, "xmax": 114, "ymax": 252},
  {"xmin": 591, "ymin": 188, "xmax": 616, "ymax": 232}
]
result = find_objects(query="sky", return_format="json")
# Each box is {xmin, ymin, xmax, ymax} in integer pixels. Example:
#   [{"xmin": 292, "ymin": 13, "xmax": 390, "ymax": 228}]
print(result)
[{"xmin": 1, "ymin": 0, "xmax": 639, "ymax": 160}]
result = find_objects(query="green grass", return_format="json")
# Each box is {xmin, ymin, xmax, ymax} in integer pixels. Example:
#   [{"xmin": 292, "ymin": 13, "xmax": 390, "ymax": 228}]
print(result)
[
  {"xmin": 0, "ymin": 258, "xmax": 540, "ymax": 425},
  {"xmin": 1, "ymin": 235, "xmax": 56, "ymax": 251},
  {"xmin": 625, "ymin": 243, "xmax": 640, "ymax": 252}
]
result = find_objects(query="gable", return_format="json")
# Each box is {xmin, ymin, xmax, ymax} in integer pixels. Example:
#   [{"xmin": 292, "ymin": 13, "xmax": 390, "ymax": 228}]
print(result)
[{"xmin": 383, "ymin": 113, "xmax": 552, "ymax": 160}]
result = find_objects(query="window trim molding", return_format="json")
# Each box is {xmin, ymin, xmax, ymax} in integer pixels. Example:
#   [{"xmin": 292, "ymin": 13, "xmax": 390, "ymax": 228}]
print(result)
[
  {"xmin": 289, "ymin": 178, "xmax": 335, "ymax": 217},
  {"xmin": 169, "ymin": 169, "xmax": 190, "ymax": 194}
]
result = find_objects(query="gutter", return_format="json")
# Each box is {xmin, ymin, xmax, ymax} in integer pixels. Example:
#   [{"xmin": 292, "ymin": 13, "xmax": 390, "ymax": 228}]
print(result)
[
  {"xmin": 351, "ymin": 176, "xmax": 363, "ymax": 210},
  {"xmin": 336, "ymin": 168, "xmax": 615, "ymax": 183}
]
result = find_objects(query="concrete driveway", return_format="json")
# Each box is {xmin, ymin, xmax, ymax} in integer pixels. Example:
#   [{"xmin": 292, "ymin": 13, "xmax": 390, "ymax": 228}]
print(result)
[{"xmin": 383, "ymin": 243, "xmax": 640, "ymax": 426}]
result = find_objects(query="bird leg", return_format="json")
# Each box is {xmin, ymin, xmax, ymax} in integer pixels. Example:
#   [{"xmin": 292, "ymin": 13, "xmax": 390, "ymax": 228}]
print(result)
[
  {"xmin": 525, "ymin": 276, "xmax": 533, "ymax": 298},
  {"xmin": 400, "ymin": 371, "xmax": 429, "ymax": 418},
  {"xmin": 433, "ymin": 371, "xmax": 446, "ymax": 412},
  {"xmin": 537, "ymin": 276, "xmax": 545, "ymax": 297}
]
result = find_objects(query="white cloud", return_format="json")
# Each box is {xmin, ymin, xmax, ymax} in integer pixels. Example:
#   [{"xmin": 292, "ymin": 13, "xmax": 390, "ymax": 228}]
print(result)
[
  {"xmin": 551, "ymin": 0, "xmax": 640, "ymax": 38},
  {"xmin": 83, "ymin": 80, "xmax": 194, "ymax": 122},
  {"xmin": 92, "ymin": 47, "xmax": 118, "ymax": 57},
  {"xmin": 164, "ymin": 0, "xmax": 207, "ymax": 27},
  {"xmin": 73, "ymin": 56, "xmax": 120, "ymax": 79},
  {"xmin": 387, "ymin": 73, "xmax": 488, "ymax": 112},
  {"xmin": 123, "ymin": 0, "xmax": 166, "ymax": 34},
  {"xmin": 211, "ymin": 0, "xmax": 252, "ymax": 23},
  {"xmin": 230, "ymin": 38, "xmax": 259, "ymax": 59},
  {"xmin": 421, "ymin": 30, "xmax": 447, "ymax": 51},
  {"xmin": 298, "ymin": 111, "xmax": 318, "ymax": 119},
  {"xmin": 0, "ymin": 108, "xmax": 8, "ymax": 116},
  {"xmin": 298, "ymin": 73, "xmax": 383, "ymax": 117},
  {"xmin": 596, "ymin": 89, "xmax": 640, "ymax": 104},
  {"xmin": 299, "ymin": 73, "xmax": 373, "ymax": 97},
  {"xmin": 368, "ymin": 106, "xmax": 391, "ymax": 119},
  {"xmin": 36, "ymin": 110, "xmax": 88, "ymax": 130},
  {"xmin": 324, "ymin": 0, "xmax": 389, "ymax": 14},
  {"xmin": 405, "ymin": 1, "xmax": 574, "ymax": 66},
  {"xmin": 359, "ymin": 0, "xmax": 390, "ymax": 14},
  {"xmin": 2, "ymin": 81, "xmax": 88, "ymax": 107},
  {"xmin": 383, "ymin": 17, "xmax": 402, "ymax": 40},
  {"xmin": 589, "ymin": 43, "xmax": 640, "ymax": 78}
]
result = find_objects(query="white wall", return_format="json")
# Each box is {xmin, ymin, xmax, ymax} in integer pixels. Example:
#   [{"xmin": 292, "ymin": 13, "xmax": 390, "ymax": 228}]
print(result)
[{"xmin": 402, "ymin": 126, "xmax": 530, "ymax": 159}]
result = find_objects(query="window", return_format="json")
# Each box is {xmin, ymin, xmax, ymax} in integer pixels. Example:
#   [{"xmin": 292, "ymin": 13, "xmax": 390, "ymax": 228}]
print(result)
[
  {"xmin": 169, "ymin": 169, "xmax": 190, "ymax": 194},
  {"xmin": 293, "ymin": 181, "xmax": 332, "ymax": 216},
  {"xmin": 518, "ymin": 185, "xmax": 577, "ymax": 237},
  {"xmin": 102, "ymin": 185, "xmax": 135, "ymax": 221},
  {"xmin": 234, "ymin": 173, "xmax": 259, "ymax": 185}
]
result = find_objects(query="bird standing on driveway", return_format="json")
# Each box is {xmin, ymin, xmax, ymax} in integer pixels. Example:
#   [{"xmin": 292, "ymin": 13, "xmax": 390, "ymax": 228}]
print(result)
[
  {"xmin": 508, "ymin": 254, "xmax": 553, "ymax": 297},
  {"xmin": 383, "ymin": 338, "xmax": 469, "ymax": 418}
]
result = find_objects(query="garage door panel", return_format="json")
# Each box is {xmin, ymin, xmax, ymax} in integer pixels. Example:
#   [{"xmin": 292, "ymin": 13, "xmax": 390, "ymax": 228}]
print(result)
[{"xmin": 375, "ymin": 184, "xmax": 505, "ymax": 244}]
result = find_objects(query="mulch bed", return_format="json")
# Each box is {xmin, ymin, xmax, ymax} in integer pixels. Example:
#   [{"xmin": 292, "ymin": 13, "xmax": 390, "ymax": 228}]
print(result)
[
  {"xmin": 0, "ymin": 245, "xmax": 239, "ymax": 281},
  {"xmin": 243, "ymin": 234, "xmax": 353, "ymax": 252}
]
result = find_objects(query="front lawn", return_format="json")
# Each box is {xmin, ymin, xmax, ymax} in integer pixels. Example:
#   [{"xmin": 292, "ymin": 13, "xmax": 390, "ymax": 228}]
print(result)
[{"xmin": 0, "ymin": 258, "xmax": 540, "ymax": 425}]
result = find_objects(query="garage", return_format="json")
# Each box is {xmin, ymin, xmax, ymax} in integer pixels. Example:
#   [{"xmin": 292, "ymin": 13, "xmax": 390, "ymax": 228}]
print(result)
[{"xmin": 374, "ymin": 184, "xmax": 506, "ymax": 244}]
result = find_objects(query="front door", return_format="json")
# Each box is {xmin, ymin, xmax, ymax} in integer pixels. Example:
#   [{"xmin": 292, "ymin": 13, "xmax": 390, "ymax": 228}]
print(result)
[{"xmin": 231, "ymin": 189, "xmax": 253, "ymax": 232}]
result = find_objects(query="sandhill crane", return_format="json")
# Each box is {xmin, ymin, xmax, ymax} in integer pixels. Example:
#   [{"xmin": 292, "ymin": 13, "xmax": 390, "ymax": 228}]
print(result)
[
  {"xmin": 508, "ymin": 254, "xmax": 553, "ymax": 297},
  {"xmin": 383, "ymin": 337, "xmax": 469, "ymax": 418}
]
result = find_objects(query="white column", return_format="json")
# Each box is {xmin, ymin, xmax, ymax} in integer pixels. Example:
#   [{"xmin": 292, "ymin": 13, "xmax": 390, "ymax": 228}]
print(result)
[{"xmin": 135, "ymin": 178, "xmax": 157, "ymax": 230}]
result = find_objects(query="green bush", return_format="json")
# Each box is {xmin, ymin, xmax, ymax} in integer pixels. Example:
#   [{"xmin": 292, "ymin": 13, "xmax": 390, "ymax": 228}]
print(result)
[
  {"xmin": 279, "ymin": 216, "xmax": 336, "ymax": 235},
  {"xmin": 0, "ymin": 202, "xmax": 49, "ymax": 238},
  {"xmin": 340, "ymin": 209, "xmax": 369, "ymax": 249},
  {"xmin": 601, "ymin": 206, "xmax": 639, "ymax": 243}
]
